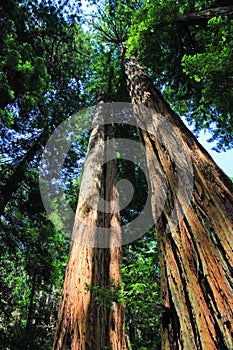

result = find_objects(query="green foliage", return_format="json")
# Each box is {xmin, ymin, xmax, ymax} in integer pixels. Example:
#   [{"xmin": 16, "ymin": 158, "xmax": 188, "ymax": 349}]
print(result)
[
  {"xmin": 0, "ymin": 167, "xmax": 69, "ymax": 349},
  {"xmin": 181, "ymin": 16, "xmax": 233, "ymax": 148},
  {"xmin": 84, "ymin": 42, "xmax": 129, "ymax": 102},
  {"xmin": 125, "ymin": 0, "xmax": 233, "ymax": 149},
  {"xmin": 0, "ymin": 2, "xmax": 50, "ymax": 116},
  {"xmin": 121, "ymin": 232, "xmax": 161, "ymax": 349},
  {"xmin": 0, "ymin": 0, "xmax": 90, "ymax": 126},
  {"xmin": 85, "ymin": 279, "xmax": 124, "ymax": 308}
]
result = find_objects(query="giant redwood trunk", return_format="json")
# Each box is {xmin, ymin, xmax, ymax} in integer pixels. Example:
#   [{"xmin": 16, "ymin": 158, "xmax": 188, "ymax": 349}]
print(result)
[
  {"xmin": 52, "ymin": 100, "xmax": 127, "ymax": 349},
  {"xmin": 122, "ymin": 52, "xmax": 233, "ymax": 349}
]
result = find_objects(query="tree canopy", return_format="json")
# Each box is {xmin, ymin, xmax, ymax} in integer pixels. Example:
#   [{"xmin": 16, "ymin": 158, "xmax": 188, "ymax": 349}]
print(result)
[{"xmin": 124, "ymin": 0, "xmax": 233, "ymax": 150}]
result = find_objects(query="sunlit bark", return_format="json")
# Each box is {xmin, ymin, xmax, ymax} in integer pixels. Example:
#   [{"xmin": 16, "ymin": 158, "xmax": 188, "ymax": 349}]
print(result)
[
  {"xmin": 122, "ymin": 52, "xmax": 233, "ymax": 349},
  {"xmin": 52, "ymin": 101, "xmax": 127, "ymax": 350}
]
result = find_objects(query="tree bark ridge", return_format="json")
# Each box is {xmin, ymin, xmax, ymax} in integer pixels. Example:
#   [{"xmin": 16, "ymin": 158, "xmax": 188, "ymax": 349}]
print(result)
[
  {"xmin": 52, "ymin": 102, "xmax": 127, "ymax": 349},
  {"xmin": 122, "ymin": 52, "xmax": 233, "ymax": 349}
]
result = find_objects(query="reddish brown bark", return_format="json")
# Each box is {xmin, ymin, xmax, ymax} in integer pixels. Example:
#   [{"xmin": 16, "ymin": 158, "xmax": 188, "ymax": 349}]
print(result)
[
  {"xmin": 52, "ymin": 102, "xmax": 127, "ymax": 349},
  {"xmin": 122, "ymin": 53, "xmax": 233, "ymax": 349}
]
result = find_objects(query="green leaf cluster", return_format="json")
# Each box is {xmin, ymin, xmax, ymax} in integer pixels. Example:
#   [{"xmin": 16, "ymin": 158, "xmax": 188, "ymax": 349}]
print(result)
[
  {"xmin": 181, "ymin": 16, "xmax": 233, "ymax": 148},
  {"xmin": 125, "ymin": 0, "xmax": 233, "ymax": 149},
  {"xmin": 121, "ymin": 231, "xmax": 161, "ymax": 349}
]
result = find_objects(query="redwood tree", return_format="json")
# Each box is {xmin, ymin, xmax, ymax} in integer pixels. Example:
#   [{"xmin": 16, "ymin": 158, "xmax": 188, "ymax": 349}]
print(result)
[
  {"xmin": 121, "ymin": 48, "xmax": 233, "ymax": 349},
  {"xmin": 52, "ymin": 100, "xmax": 128, "ymax": 350}
]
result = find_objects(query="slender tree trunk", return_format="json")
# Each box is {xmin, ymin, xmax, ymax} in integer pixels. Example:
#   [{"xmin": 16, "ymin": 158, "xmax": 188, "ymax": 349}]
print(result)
[
  {"xmin": 52, "ymin": 100, "xmax": 127, "ymax": 350},
  {"xmin": 26, "ymin": 273, "xmax": 37, "ymax": 349},
  {"xmin": 0, "ymin": 131, "xmax": 46, "ymax": 215},
  {"xmin": 121, "ymin": 51, "xmax": 233, "ymax": 349}
]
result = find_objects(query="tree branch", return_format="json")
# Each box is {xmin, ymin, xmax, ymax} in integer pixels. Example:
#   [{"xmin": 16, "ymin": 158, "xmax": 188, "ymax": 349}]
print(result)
[{"xmin": 176, "ymin": 6, "xmax": 233, "ymax": 26}]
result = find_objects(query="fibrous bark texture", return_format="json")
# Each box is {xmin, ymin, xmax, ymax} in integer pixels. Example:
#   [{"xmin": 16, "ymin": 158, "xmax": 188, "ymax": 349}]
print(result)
[
  {"xmin": 52, "ymin": 102, "xmax": 127, "ymax": 350},
  {"xmin": 122, "ymin": 53, "xmax": 233, "ymax": 350}
]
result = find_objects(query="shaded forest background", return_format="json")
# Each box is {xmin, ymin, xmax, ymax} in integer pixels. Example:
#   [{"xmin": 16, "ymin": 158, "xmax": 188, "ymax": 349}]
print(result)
[{"xmin": 0, "ymin": 0, "xmax": 232, "ymax": 349}]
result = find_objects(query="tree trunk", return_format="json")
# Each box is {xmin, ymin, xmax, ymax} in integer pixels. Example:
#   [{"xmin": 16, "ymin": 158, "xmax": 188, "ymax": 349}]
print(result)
[
  {"xmin": 0, "ymin": 131, "xmax": 46, "ymax": 215},
  {"xmin": 122, "ymin": 52, "xmax": 233, "ymax": 349},
  {"xmin": 52, "ymin": 100, "xmax": 127, "ymax": 350},
  {"xmin": 26, "ymin": 273, "xmax": 37, "ymax": 349}
]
